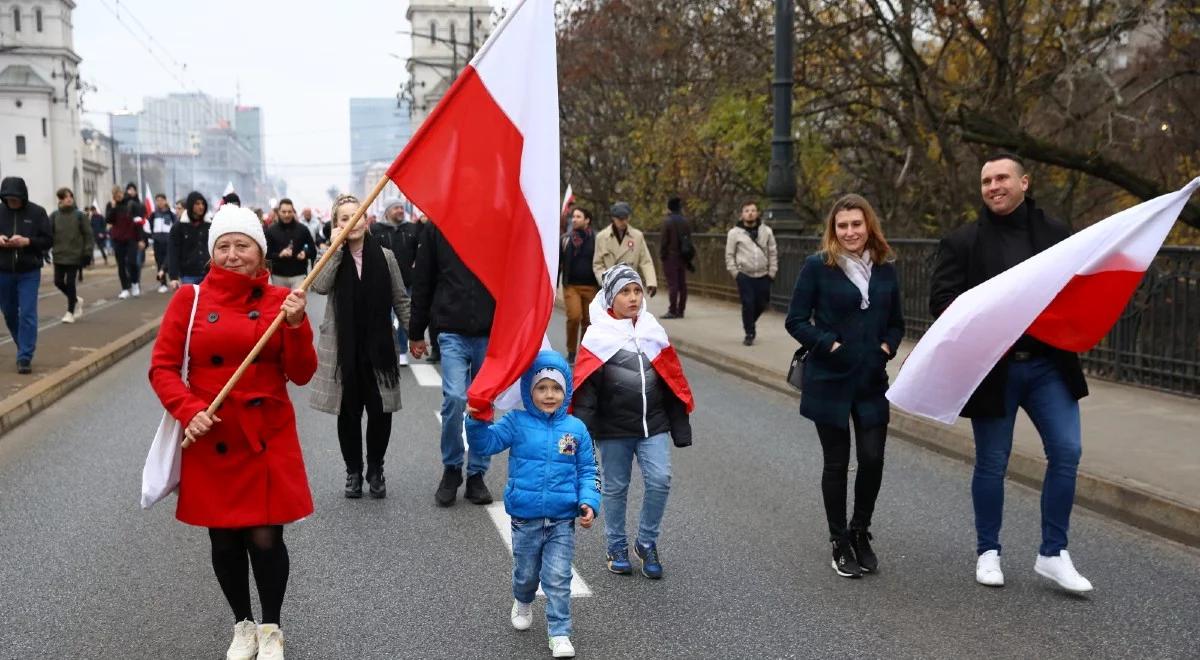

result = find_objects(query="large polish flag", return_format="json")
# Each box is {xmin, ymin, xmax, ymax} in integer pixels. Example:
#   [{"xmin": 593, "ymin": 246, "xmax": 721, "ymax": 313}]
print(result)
[
  {"xmin": 386, "ymin": 0, "xmax": 559, "ymax": 419},
  {"xmin": 888, "ymin": 177, "xmax": 1200, "ymax": 424}
]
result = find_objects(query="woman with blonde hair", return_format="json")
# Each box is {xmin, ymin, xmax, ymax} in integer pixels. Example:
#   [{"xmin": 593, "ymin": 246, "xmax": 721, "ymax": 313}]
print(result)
[{"xmin": 784, "ymin": 193, "xmax": 905, "ymax": 579}]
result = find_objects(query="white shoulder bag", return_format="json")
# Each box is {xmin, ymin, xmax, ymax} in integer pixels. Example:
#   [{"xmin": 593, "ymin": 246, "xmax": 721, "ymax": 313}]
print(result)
[{"xmin": 140, "ymin": 284, "xmax": 200, "ymax": 510}]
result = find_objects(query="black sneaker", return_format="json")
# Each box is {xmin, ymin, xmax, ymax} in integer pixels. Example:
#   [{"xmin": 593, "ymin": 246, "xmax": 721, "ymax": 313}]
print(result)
[
  {"xmin": 344, "ymin": 472, "xmax": 363, "ymax": 499},
  {"xmin": 742, "ymin": 335, "xmax": 754, "ymax": 346},
  {"xmin": 435, "ymin": 466, "xmax": 463, "ymax": 507},
  {"xmin": 851, "ymin": 529, "xmax": 878, "ymax": 574},
  {"xmin": 662, "ymin": 311, "xmax": 680, "ymax": 319},
  {"xmin": 464, "ymin": 473, "xmax": 493, "ymax": 505},
  {"xmin": 365, "ymin": 465, "xmax": 387, "ymax": 499},
  {"xmin": 831, "ymin": 538, "xmax": 862, "ymax": 578},
  {"xmin": 16, "ymin": 359, "xmax": 31, "ymax": 374}
]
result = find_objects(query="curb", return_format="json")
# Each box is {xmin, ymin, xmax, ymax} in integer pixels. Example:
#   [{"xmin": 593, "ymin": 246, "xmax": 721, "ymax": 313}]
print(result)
[
  {"xmin": 0, "ymin": 318, "xmax": 162, "ymax": 437},
  {"xmin": 668, "ymin": 335, "xmax": 1200, "ymax": 549}
]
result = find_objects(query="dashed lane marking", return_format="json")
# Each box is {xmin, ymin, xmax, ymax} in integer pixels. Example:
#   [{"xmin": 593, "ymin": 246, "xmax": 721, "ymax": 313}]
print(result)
[
  {"xmin": 486, "ymin": 503, "xmax": 593, "ymax": 598},
  {"xmin": 410, "ymin": 364, "xmax": 443, "ymax": 387}
]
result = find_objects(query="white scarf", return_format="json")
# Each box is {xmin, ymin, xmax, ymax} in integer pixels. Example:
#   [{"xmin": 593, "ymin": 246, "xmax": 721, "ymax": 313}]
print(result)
[{"xmin": 837, "ymin": 249, "xmax": 873, "ymax": 310}]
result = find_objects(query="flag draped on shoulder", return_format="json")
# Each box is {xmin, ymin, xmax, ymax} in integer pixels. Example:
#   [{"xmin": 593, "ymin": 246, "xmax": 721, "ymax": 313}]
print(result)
[
  {"xmin": 385, "ymin": 0, "xmax": 560, "ymax": 419},
  {"xmin": 888, "ymin": 177, "xmax": 1200, "ymax": 424}
]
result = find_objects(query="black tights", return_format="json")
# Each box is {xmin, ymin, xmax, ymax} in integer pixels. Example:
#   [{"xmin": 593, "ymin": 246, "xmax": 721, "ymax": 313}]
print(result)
[
  {"xmin": 208, "ymin": 526, "xmax": 289, "ymax": 625},
  {"xmin": 815, "ymin": 414, "xmax": 888, "ymax": 540},
  {"xmin": 337, "ymin": 367, "xmax": 392, "ymax": 475},
  {"xmin": 53, "ymin": 265, "xmax": 79, "ymax": 312}
]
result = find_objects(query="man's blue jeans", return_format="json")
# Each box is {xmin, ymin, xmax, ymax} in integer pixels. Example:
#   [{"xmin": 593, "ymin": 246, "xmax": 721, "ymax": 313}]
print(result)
[
  {"xmin": 597, "ymin": 432, "xmax": 672, "ymax": 551},
  {"xmin": 180, "ymin": 274, "xmax": 204, "ymax": 285},
  {"xmin": 0, "ymin": 270, "xmax": 42, "ymax": 363},
  {"xmin": 438, "ymin": 332, "xmax": 491, "ymax": 475},
  {"xmin": 511, "ymin": 517, "xmax": 574, "ymax": 637},
  {"xmin": 971, "ymin": 357, "xmax": 1082, "ymax": 557}
]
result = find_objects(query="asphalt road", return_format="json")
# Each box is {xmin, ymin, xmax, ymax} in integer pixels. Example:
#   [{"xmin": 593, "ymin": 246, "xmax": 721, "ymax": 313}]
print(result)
[{"xmin": 0, "ymin": 298, "xmax": 1197, "ymax": 659}]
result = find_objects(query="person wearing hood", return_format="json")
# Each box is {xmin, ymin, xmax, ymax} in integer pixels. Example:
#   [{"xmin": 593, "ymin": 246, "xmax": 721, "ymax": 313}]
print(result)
[
  {"xmin": 49, "ymin": 188, "xmax": 94, "ymax": 324},
  {"xmin": 149, "ymin": 193, "xmax": 177, "ymax": 293},
  {"xmin": 466, "ymin": 350, "xmax": 600, "ymax": 659},
  {"xmin": 724, "ymin": 200, "xmax": 779, "ymax": 345},
  {"xmin": 572, "ymin": 264, "xmax": 694, "ymax": 581},
  {"xmin": 149, "ymin": 203, "xmax": 317, "ymax": 660},
  {"xmin": 0, "ymin": 176, "xmax": 53, "ymax": 374},
  {"xmin": 107, "ymin": 182, "xmax": 147, "ymax": 299},
  {"xmin": 168, "ymin": 191, "xmax": 211, "ymax": 287},
  {"xmin": 370, "ymin": 197, "xmax": 419, "ymax": 366},
  {"xmin": 265, "ymin": 198, "xmax": 315, "ymax": 290}
]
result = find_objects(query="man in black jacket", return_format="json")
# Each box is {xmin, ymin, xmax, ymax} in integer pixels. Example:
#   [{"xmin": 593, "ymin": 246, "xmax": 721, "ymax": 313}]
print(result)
[
  {"xmin": 371, "ymin": 198, "xmax": 422, "ymax": 365},
  {"xmin": 168, "ymin": 191, "xmax": 210, "ymax": 287},
  {"xmin": 0, "ymin": 177, "xmax": 53, "ymax": 373},
  {"xmin": 408, "ymin": 223, "xmax": 497, "ymax": 507},
  {"xmin": 659, "ymin": 196, "xmax": 693, "ymax": 319},
  {"xmin": 265, "ymin": 198, "xmax": 315, "ymax": 289},
  {"xmin": 930, "ymin": 152, "xmax": 1092, "ymax": 594}
]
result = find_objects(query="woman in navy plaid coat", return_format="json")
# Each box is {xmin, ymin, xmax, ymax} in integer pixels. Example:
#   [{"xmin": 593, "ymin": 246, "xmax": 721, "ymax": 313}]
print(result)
[{"xmin": 785, "ymin": 194, "xmax": 904, "ymax": 580}]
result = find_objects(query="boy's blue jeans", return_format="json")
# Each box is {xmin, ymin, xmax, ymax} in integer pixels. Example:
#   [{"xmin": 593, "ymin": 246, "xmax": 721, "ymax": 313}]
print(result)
[
  {"xmin": 437, "ymin": 333, "xmax": 492, "ymax": 475},
  {"xmin": 971, "ymin": 357, "xmax": 1082, "ymax": 557},
  {"xmin": 597, "ymin": 432, "xmax": 672, "ymax": 551},
  {"xmin": 0, "ymin": 270, "xmax": 41, "ymax": 363},
  {"xmin": 511, "ymin": 517, "xmax": 575, "ymax": 637}
]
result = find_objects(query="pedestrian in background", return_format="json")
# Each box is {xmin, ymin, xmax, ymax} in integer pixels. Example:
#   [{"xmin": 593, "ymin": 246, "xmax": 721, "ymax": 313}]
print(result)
[
  {"xmin": 49, "ymin": 187, "xmax": 93, "ymax": 324},
  {"xmin": 149, "ymin": 193, "xmax": 177, "ymax": 293},
  {"xmin": 785, "ymin": 193, "xmax": 904, "ymax": 579},
  {"xmin": 149, "ymin": 204, "xmax": 317, "ymax": 660},
  {"xmin": 300, "ymin": 207, "xmax": 324, "ymax": 261},
  {"xmin": 724, "ymin": 200, "xmax": 778, "ymax": 345},
  {"xmin": 89, "ymin": 204, "xmax": 109, "ymax": 265},
  {"xmin": 309, "ymin": 195, "xmax": 410, "ymax": 499},
  {"xmin": 107, "ymin": 183, "xmax": 146, "ymax": 299},
  {"xmin": 573, "ymin": 264, "xmax": 693, "ymax": 580},
  {"xmin": 168, "ymin": 191, "xmax": 211, "ymax": 288},
  {"xmin": 466, "ymin": 350, "xmax": 600, "ymax": 658},
  {"xmin": 560, "ymin": 206, "xmax": 599, "ymax": 363},
  {"xmin": 0, "ymin": 177, "xmax": 52, "ymax": 374},
  {"xmin": 659, "ymin": 196, "xmax": 693, "ymax": 319},
  {"xmin": 265, "ymin": 198, "xmax": 315, "ymax": 290},
  {"xmin": 592, "ymin": 201, "xmax": 657, "ymax": 298},
  {"xmin": 370, "ymin": 197, "xmax": 416, "ymax": 366}
]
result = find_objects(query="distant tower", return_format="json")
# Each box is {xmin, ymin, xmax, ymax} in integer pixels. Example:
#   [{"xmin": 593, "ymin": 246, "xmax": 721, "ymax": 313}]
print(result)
[{"xmin": 406, "ymin": 0, "xmax": 493, "ymax": 127}]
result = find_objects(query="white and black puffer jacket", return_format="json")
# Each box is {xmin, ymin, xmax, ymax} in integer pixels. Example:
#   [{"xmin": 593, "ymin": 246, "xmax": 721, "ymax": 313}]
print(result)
[{"xmin": 574, "ymin": 346, "xmax": 692, "ymax": 446}]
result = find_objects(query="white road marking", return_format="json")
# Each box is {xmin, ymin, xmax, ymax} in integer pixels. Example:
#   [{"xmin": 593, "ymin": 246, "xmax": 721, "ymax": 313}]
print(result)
[
  {"xmin": 486, "ymin": 503, "xmax": 593, "ymax": 598},
  {"xmin": 410, "ymin": 364, "xmax": 443, "ymax": 387}
]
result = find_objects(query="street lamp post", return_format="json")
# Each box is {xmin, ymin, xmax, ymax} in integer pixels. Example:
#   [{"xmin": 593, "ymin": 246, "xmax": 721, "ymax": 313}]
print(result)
[{"xmin": 764, "ymin": 0, "xmax": 801, "ymax": 235}]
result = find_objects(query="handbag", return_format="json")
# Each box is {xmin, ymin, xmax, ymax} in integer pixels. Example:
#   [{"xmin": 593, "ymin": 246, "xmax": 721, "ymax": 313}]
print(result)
[
  {"xmin": 140, "ymin": 284, "xmax": 200, "ymax": 509},
  {"xmin": 786, "ymin": 344, "xmax": 810, "ymax": 391}
]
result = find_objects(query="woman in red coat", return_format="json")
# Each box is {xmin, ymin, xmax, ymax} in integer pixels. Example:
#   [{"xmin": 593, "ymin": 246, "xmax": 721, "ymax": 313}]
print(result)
[{"xmin": 149, "ymin": 204, "xmax": 317, "ymax": 660}]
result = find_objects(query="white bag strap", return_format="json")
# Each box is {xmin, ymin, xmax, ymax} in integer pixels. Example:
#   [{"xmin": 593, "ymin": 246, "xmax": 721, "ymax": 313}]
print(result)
[{"xmin": 182, "ymin": 284, "xmax": 200, "ymax": 384}]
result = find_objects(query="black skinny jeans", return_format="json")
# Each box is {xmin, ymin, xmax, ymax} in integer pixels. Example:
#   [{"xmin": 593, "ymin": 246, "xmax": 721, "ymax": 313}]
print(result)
[
  {"xmin": 338, "ymin": 364, "xmax": 392, "ymax": 475},
  {"xmin": 208, "ymin": 526, "xmax": 289, "ymax": 625},
  {"xmin": 815, "ymin": 413, "xmax": 887, "ymax": 540},
  {"xmin": 735, "ymin": 272, "xmax": 772, "ymax": 337},
  {"xmin": 53, "ymin": 265, "xmax": 79, "ymax": 312},
  {"xmin": 112, "ymin": 239, "xmax": 142, "ymax": 289}
]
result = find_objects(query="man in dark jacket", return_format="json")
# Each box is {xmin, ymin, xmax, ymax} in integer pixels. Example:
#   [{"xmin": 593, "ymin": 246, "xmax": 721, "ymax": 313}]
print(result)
[
  {"xmin": 0, "ymin": 177, "xmax": 53, "ymax": 373},
  {"xmin": 371, "ymin": 198, "xmax": 421, "ymax": 364},
  {"xmin": 88, "ymin": 205, "xmax": 109, "ymax": 265},
  {"xmin": 408, "ymin": 223, "xmax": 497, "ymax": 507},
  {"xmin": 659, "ymin": 196, "xmax": 693, "ymax": 319},
  {"xmin": 148, "ymin": 193, "xmax": 176, "ymax": 293},
  {"xmin": 167, "ymin": 191, "xmax": 210, "ymax": 287},
  {"xmin": 929, "ymin": 152, "xmax": 1092, "ymax": 594},
  {"xmin": 560, "ymin": 206, "xmax": 599, "ymax": 363},
  {"xmin": 265, "ymin": 198, "xmax": 315, "ymax": 289}
]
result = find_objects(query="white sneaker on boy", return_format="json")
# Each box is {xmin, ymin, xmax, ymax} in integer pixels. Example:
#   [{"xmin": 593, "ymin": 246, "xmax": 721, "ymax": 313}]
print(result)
[
  {"xmin": 257, "ymin": 623, "xmax": 285, "ymax": 660},
  {"xmin": 1035, "ymin": 550, "xmax": 1093, "ymax": 593},
  {"xmin": 224, "ymin": 619, "xmax": 257, "ymax": 660},
  {"xmin": 549, "ymin": 635, "xmax": 575, "ymax": 658},
  {"xmin": 511, "ymin": 599, "xmax": 533, "ymax": 631},
  {"xmin": 976, "ymin": 549, "xmax": 1004, "ymax": 587}
]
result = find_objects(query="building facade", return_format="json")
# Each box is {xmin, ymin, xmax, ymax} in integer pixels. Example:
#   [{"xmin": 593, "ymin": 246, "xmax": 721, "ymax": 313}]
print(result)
[
  {"xmin": 405, "ymin": 1, "xmax": 492, "ymax": 127},
  {"xmin": 349, "ymin": 97, "xmax": 412, "ymax": 193}
]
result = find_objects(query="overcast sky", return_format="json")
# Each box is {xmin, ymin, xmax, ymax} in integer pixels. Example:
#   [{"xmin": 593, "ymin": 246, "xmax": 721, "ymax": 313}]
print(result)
[{"xmin": 75, "ymin": 0, "xmax": 504, "ymax": 210}]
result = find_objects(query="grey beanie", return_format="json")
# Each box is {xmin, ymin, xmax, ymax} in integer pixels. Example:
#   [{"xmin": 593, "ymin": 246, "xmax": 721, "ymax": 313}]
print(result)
[
  {"xmin": 601, "ymin": 263, "xmax": 643, "ymax": 308},
  {"xmin": 610, "ymin": 201, "xmax": 632, "ymax": 219},
  {"xmin": 382, "ymin": 197, "xmax": 404, "ymax": 213}
]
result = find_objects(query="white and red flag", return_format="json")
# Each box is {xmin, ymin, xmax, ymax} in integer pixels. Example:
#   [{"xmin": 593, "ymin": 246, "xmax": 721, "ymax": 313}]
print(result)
[
  {"xmin": 561, "ymin": 184, "xmax": 574, "ymax": 217},
  {"xmin": 385, "ymin": 0, "xmax": 559, "ymax": 418},
  {"xmin": 888, "ymin": 178, "xmax": 1200, "ymax": 424}
]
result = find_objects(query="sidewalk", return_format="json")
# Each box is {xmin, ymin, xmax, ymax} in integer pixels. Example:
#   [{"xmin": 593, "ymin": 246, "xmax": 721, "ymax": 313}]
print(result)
[{"xmin": 644, "ymin": 292, "xmax": 1200, "ymax": 547}]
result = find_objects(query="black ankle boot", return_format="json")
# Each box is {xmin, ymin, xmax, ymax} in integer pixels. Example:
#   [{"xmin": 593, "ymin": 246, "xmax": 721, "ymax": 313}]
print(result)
[
  {"xmin": 435, "ymin": 466, "xmax": 463, "ymax": 507},
  {"xmin": 464, "ymin": 473, "xmax": 493, "ymax": 505},
  {"xmin": 831, "ymin": 537, "xmax": 862, "ymax": 578},
  {"xmin": 365, "ymin": 464, "xmax": 386, "ymax": 499},
  {"xmin": 850, "ymin": 529, "xmax": 877, "ymax": 573},
  {"xmin": 344, "ymin": 472, "xmax": 363, "ymax": 499}
]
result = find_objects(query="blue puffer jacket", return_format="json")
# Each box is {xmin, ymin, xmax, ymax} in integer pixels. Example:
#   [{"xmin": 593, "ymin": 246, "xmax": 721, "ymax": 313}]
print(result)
[{"xmin": 467, "ymin": 350, "xmax": 601, "ymax": 520}]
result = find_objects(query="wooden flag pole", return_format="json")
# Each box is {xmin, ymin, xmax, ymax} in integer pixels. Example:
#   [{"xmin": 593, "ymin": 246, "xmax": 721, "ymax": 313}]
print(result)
[{"xmin": 183, "ymin": 174, "xmax": 393, "ymax": 448}]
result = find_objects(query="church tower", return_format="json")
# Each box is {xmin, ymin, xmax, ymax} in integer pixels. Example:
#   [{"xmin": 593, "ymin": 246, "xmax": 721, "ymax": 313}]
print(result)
[{"xmin": 405, "ymin": 1, "xmax": 493, "ymax": 127}]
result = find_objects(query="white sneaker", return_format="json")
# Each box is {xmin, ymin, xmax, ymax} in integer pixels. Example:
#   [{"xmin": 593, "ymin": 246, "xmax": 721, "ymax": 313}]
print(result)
[
  {"xmin": 1035, "ymin": 550, "xmax": 1093, "ymax": 593},
  {"xmin": 511, "ymin": 599, "xmax": 533, "ymax": 631},
  {"xmin": 398, "ymin": 352, "xmax": 409, "ymax": 367},
  {"xmin": 225, "ymin": 619, "xmax": 257, "ymax": 660},
  {"xmin": 61, "ymin": 311, "xmax": 75, "ymax": 324},
  {"xmin": 117, "ymin": 289, "xmax": 131, "ymax": 300},
  {"xmin": 74, "ymin": 297, "xmax": 84, "ymax": 318},
  {"xmin": 256, "ymin": 623, "xmax": 285, "ymax": 660},
  {"xmin": 976, "ymin": 549, "xmax": 1004, "ymax": 587},
  {"xmin": 157, "ymin": 284, "xmax": 169, "ymax": 293},
  {"xmin": 131, "ymin": 283, "xmax": 142, "ymax": 297},
  {"xmin": 549, "ymin": 636, "xmax": 575, "ymax": 658}
]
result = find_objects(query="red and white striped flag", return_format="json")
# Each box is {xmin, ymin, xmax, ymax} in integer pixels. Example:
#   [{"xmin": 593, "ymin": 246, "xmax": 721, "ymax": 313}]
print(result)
[
  {"xmin": 888, "ymin": 177, "xmax": 1199, "ymax": 423},
  {"xmin": 386, "ymin": 0, "xmax": 559, "ymax": 419},
  {"xmin": 560, "ymin": 184, "xmax": 574, "ymax": 217}
]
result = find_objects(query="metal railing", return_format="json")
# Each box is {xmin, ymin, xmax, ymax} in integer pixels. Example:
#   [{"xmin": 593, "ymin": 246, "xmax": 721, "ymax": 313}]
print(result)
[{"xmin": 646, "ymin": 233, "xmax": 1200, "ymax": 397}]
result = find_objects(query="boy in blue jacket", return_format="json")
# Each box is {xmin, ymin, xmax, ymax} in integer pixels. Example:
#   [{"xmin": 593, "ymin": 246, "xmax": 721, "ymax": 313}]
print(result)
[{"xmin": 467, "ymin": 350, "xmax": 600, "ymax": 659}]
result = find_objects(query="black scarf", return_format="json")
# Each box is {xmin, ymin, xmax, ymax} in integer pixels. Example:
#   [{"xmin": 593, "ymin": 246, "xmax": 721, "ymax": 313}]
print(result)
[
  {"xmin": 739, "ymin": 221, "xmax": 760, "ymax": 242},
  {"xmin": 334, "ymin": 233, "xmax": 399, "ymax": 389}
]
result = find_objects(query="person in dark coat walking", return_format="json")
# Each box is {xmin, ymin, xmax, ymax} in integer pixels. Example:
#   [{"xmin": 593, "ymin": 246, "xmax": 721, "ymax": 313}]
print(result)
[
  {"xmin": 929, "ymin": 152, "xmax": 1093, "ymax": 594},
  {"xmin": 560, "ymin": 206, "xmax": 599, "ymax": 363},
  {"xmin": 370, "ymin": 197, "xmax": 420, "ymax": 364},
  {"xmin": 659, "ymin": 197, "xmax": 693, "ymax": 319},
  {"xmin": 169, "ymin": 191, "xmax": 211, "ymax": 287},
  {"xmin": 148, "ymin": 193, "xmax": 177, "ymax": 293},
  {"xmin": 0, "ymin": 176, "xmax": 53, "ymax": 374},
  {"xmin": 265, "ymin": 198, "xmax": 315, "ymax": 290},
  {"xmin": 785, "ymin": 193, "xmax": 904, "ymax": 579},
  {"xmin": 88, "ymin": 205, "xmax": 109, "ymax": 265},
  {"xmin": 107, "ymin": 182, "xmax": 147, "ymax": 299},
  {"xmin": 49, "ymin": 187, "xmax": 93, "ymax": 323}
]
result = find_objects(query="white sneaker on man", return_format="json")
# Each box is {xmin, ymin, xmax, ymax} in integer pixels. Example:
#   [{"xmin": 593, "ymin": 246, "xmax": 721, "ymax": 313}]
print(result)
[
  {"xmin": 224, "ymin": 619, "xmax": 257, "ymax": 660},
  {"xmin": 398, "ymin": 352, "xmax": 409, "ymax": 367},
  {"xmin": 61, "ymin": 311, "xmax": 75, "ymax": 324},
  {"xmin": 74, "ymin": 297, "xmax": 84, "ymax": 318},
  {"xmin": 1035, "ymin": 550, "xmax": 1093, "ymax": 593},
  {"xmin": 157, "ymin": 284, "xmax": 169, "ymax": 294},
  {"xmin": 548, "ymin": 636, "xmax": 575, "ymax": 658},
  {"xmin": 976, "ymin": 549, "xmax": 1004, "ymax": 587},
  {"xmin": 117, "ymin": 289, "xmax": 131, "ymax": 300},
  {"xmin": 131, "ymin": 283, "xmax": 142, "ymax": 297},
  {"xmin": 257, "ymin": 623, "xmax": 285, "ymax": 659},
  {"xmin": 510, "ymin": 599, "xmax": 533, "ymax": 631}
]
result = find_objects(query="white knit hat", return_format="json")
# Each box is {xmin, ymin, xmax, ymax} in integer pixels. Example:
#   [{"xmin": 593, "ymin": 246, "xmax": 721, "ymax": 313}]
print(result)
[{"xmin": 208, "ymin": 204, "xmax": 268, "ymax": 256}]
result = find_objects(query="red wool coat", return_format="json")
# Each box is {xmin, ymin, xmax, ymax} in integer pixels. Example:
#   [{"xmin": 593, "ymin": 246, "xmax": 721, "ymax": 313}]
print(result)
[{"xmin": 149, "ymin": 265, "xmax": 318, "ymax": 528}]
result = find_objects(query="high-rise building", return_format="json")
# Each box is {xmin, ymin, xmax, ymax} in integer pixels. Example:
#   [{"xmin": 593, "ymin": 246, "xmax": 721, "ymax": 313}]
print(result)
[
  {"xmin": 405, "ymin": 1, "xmax": 492, "ymax": 127},
  {"xmin": 236, "ymin": 106, "xmax": 264, "ymax": 180},
  {"xmin": 349, "ymin": 97, "xmax": 412, "ymax": 192}
]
